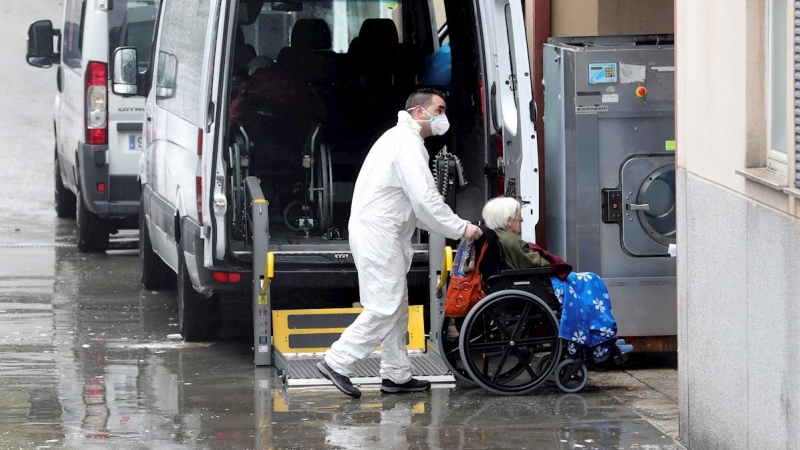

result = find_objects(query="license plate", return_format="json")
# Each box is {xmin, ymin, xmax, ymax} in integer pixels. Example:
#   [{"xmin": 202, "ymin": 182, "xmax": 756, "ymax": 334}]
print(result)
[{"xmin": 128, "ymin": 133, "xmax": 143, "ymax": 150}]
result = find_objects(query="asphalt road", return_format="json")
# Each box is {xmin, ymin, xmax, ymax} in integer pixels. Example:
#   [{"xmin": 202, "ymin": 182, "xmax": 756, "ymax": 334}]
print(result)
[{"xmin": 0, "ymin": 2, "xmax": 684, "ymax": 449}]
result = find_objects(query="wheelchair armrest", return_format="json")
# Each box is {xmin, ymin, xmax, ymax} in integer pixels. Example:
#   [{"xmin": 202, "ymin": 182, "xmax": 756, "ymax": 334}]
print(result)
[
  {"xmin": 486, "ymin": 267, "xmax": 553, "ymax": 285},
  {"xmin": 500, "ymin": 267, "xmax": 553, "ymax": 277}
]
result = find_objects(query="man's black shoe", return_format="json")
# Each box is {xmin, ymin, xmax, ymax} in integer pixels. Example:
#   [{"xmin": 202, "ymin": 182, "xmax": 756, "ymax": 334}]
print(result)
[
  {"xmin": 381, "ymin": 378, "xmax": 431, "ymax": 393},
  {"xmin": 317, "ymin": 361, "xmax": 361, "ymax": 399}
]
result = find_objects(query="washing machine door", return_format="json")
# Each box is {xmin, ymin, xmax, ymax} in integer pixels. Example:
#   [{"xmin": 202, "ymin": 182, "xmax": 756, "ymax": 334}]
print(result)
[{"xmin": 620, "ymin": 154, "xmax": 676, "ymax": 256}]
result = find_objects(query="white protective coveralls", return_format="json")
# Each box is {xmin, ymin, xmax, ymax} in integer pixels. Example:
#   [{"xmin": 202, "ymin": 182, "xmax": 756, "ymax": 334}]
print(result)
[{"xmin": 324, "ymin": 110, "xmax": 467, "ymax": 383}]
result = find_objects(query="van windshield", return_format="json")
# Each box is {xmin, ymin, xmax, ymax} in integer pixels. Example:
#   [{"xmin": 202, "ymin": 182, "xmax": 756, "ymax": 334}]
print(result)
[{"xmin": 109, "ymin": 0, "xmax": 159, "ymax": 70}]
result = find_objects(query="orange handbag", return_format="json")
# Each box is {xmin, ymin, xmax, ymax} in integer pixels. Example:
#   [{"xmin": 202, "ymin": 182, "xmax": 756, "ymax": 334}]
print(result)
[{"xmin": 444, "ymin": 242, "xmax": 489, "ymax": 317}]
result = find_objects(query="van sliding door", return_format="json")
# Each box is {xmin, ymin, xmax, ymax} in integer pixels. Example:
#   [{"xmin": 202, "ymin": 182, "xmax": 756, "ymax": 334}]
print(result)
[{"xmin": 477, "ymin": 0, "xmax": 539, "ymax": 243}]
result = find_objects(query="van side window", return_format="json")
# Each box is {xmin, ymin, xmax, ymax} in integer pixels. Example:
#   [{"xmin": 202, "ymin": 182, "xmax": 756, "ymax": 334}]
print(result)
[
  {"xmin": 62, "ymin": 0, "xmax": 86, "ymax": 69},
  {"xmin": 156, "ymin": 1, "xmax": 211, "ymax": 124}
]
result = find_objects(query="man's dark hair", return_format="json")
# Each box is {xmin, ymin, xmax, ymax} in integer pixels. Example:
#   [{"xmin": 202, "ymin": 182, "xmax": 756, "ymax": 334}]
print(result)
[{"xmin": 405, "ymin": 87, "xmax": 447, "ymax": 110}]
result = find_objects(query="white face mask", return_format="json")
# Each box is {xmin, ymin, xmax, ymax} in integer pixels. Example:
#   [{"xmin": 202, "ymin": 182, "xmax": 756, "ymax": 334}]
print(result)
[{"xmin": 408, "ymin": 106, "xmax": 450, "ymax": 136}]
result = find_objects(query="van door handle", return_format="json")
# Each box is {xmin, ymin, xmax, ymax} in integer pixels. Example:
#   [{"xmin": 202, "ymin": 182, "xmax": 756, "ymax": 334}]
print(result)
[
  {"xmin": 146, "ymin": 111, "xmax": 152, "ymax": 122},
  {"xmin": 490, "ymin": 82, "xmax": 500, "ymax": 130},
  {"xmin": 626, "ymin": 203, "xmax": 649, "ymax": 211}
]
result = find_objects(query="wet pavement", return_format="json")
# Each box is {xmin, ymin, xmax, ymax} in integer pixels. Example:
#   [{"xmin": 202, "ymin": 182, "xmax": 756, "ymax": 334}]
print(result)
[
  {"xmin": 0, "ymin": 2, "xmax": 685, "ymax": 449},
  {"xmin": 0, "ymin": 226, "xmax": 685, "ymax": 449}
]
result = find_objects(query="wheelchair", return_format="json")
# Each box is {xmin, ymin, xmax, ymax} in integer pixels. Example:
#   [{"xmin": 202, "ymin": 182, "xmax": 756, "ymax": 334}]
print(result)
[{"xmin": 436, "ymin": 228, "xmax": 624, "ymax": 396}]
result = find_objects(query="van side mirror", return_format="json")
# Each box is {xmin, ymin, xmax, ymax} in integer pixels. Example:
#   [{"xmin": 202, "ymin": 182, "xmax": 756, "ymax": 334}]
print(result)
[
  {"xmin": 156, "ymin": 51, "xmax": 178, "ymax": 99},
  {"xmin": 27, "ymin": 20, "xmax": 60, "ymax": 68},
  {"xmin": 112, "ymin": 47, "xmax": 139, "ymax": 95}
]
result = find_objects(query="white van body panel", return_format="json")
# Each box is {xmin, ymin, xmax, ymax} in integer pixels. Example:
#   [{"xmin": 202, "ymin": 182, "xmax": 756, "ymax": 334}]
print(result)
[
  {"xmin": 58, "ymin": 0, "xmax": 84, "ymax": 184},
  {"xmin": 477, "ymin": 0, "xmax": 539, "ymax": 243},
  {"xmin": 204, "ymin": 1, "xmax": 228, "ymax": 264},
  {"xmin": 58, "ymin": 0, "xmax": 150, "ymax": 182},
  {"xmin": 142, "ymin": 0, "xmax": 220, "ymax": 286},
  {"xmin": 108, "ymin": 98, "xmax": 146, "ymax": 175}
]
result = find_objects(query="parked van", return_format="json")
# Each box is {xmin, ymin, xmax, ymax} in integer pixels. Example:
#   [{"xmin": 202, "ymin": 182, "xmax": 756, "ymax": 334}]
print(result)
[
  {"xmin": 112, "ymin": 0, "xmax": 538, "ymax": 340},
  {"xmin": 26, "ymin": 0, "xmax": 158, "ymax": 252}
]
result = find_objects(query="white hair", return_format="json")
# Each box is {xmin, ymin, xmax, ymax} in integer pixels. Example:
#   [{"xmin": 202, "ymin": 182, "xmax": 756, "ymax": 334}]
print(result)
[{"xmin": 482, "ymin": 197, "xmax": 521, "ymax": 230}]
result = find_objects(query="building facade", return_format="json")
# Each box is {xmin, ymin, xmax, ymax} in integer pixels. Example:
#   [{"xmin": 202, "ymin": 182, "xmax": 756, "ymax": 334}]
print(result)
[{"xmin": 676, "ymin": 0, "xmax": 800, "ymax": 447}]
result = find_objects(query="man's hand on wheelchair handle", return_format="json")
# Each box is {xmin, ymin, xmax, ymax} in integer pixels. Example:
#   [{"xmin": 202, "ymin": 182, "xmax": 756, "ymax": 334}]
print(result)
[{"xmin": 462, "ymin": 223, "xmax": 483, "ymax": 241}]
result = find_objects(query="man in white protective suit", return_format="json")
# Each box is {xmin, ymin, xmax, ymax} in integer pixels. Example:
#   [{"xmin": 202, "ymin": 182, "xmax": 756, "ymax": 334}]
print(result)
[{"xmin": 317, "ymin": 88, "xmax": 483, "ymax": 398}]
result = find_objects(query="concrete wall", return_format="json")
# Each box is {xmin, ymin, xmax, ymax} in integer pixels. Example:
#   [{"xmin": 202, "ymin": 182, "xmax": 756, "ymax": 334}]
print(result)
[
  {"xmin": 677, "ymin": 170, "xmax": 800, "ymax": 448},
  {"xmin": 676, "ymin": 0, "xmax": 800, "ymax": 447}
]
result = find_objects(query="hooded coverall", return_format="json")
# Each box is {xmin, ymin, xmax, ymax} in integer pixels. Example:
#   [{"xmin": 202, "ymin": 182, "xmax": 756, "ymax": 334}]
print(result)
[{"xmin": 324, "ymin": 110, "xmax": 468, "ymax": 383}]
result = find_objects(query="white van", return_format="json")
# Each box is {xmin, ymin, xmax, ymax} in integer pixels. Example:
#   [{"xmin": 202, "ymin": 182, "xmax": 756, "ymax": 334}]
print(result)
[
  {"xmin": 112, "ymin": 0, "xmax": 538, "ymax": 341},
  {"xmin": 26, "ymin": 0, "xmax": 158, "ymax": 252}
]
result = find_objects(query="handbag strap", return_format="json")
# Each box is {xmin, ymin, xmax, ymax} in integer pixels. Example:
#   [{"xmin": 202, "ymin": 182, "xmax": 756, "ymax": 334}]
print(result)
[{"xmin": 473, "ymin": 241, "xmax": 490, "ymax": 275}]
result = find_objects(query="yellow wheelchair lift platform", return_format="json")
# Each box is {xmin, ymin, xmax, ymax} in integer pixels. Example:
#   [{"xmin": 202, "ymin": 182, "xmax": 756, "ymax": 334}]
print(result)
[
  {"xmin": 247, "ymin": 179, "xmax": 456, "ymax": 386},
  {"xmin": 248, "ymin": 204, "xmax": 457, "ymax": 386},
  {"xmin": 270, "ymin": 305, "xmax": 455, "ymax": 387}
]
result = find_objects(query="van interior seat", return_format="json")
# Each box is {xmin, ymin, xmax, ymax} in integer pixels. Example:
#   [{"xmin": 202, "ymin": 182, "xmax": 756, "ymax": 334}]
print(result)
[
  {"xmin": 277, "ymin": 18, "xmax": 336, "ymax": 83},
  {"xmin": 277, "ymin": 19, "xmax": 344, "ymax": 133},
  {"xmin": 344, "ymin": 19, "xmax": 414, "ymax": 139}
]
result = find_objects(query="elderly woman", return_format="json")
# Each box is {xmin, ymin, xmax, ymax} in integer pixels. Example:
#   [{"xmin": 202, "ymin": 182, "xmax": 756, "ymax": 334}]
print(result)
[{"xmin": 481, "ymin": 197, "xmax": 631, "ymax": 362}]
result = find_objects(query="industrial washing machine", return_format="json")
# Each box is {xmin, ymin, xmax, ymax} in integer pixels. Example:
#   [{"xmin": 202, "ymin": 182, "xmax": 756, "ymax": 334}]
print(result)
[{"xmin": 543, "ymin": 35, "xmax": 676, "ymax": 341}]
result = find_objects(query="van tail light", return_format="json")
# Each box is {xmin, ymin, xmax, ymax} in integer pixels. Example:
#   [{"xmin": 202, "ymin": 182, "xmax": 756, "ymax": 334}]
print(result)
[
  {"xmin": 212, "ymin": 271, "xmax": 241, "ymax": 283},
  {"xmin": 496, "ymin": 134, "xmax": 505, "ymax": 196},
  {"xmin": 85, "ymin": 62, "xmax": 108, "ymax": 145},
  {"xmin": 196, "ymin": 129, "xmax": 204, "ymax": 224},
  {"xmin": 196, "ymin": 177, "xmax": 203, "ymax": 225}
]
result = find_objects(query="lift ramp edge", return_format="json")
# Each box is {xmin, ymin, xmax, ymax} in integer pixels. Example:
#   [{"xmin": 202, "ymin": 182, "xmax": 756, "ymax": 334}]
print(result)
[{"xmin": 275, "ymin": 352, "xmax": 456, "ymax": 387}]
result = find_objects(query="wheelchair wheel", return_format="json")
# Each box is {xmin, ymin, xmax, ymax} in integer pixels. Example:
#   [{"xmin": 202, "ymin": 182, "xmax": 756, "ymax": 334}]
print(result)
[
  {"xmin": 459, "ymin": 289, "xmax": 562, "ymax": 396},
  {"xmin": 437, "ymin": 314, "xmax": 476, "ymax": 385},
  {"xmin": 314, "ymin": 143, "xmax": 334, "ymax": 233},
  {"xmin": 282, "ymin": 200, "xmax": 302, "ymax": 231},
  {"xmin": 554, "ymin": 358, "xmax": 589, "ymax": 393}
]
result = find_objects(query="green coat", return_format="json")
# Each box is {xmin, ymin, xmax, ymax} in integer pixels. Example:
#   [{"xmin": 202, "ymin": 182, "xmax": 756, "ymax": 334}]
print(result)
[{"xmin": 495, "ymin": 228, "xmax": 549, "ymax": 270}]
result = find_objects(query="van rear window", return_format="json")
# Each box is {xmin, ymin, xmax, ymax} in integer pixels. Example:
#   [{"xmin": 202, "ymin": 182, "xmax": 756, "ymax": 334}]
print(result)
[{"xmin": 109, "ymin": 0, "xmax": 160, "ymax": 70}]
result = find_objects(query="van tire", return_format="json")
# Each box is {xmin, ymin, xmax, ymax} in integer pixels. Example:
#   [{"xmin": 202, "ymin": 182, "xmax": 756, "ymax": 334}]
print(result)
[
  {"xmin": 140, "ymin": 206, "xmax": 176, "ymax": 289},
  {"xmin": 178, "ymin": 252, "xmax": 219, "ymax": 341},
  {"xmin": 54, "ymin": 153, "xmax": 76, "ymax": 219},
  {"xmin": 76, "ymin": 187, "xmax": 110, "ymax": 253}
]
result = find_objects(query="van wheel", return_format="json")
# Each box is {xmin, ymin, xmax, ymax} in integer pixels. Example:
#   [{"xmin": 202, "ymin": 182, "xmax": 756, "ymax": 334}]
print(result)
[
  {"xmin": 54, "ymin": 153, "xmax": 76, "ymax": 219},
  {"xmin": 178, "ymin": 252, "xmax": 219, "ymax": 341},
  {"xmin": 76, "ymin": 188, "xmax": 109, "ymax": 253},
  {"xmin": 140, "ymin": 206, "xmax": 176, "ymax": 289}
]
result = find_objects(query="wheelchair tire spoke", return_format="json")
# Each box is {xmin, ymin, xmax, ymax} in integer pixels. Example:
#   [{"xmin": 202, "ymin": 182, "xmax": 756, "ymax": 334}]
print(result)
[
  {"xmin": 467, "ymin": 340, "xmax": 511, "ymax": 351},
  {"xmin": 511, "ymin": 302, "xmax": 533, "ymax": 341},
  {"xmin": 485, "ymin": 309, "xmax": 512, "ymax": 340},
  {"xmin": 489, "ymin": 347, "xmax": 513, "ymax": 383},
  {"xmin": 514, "ymin": 336, "xmax": 559, "ymax": 348}
]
